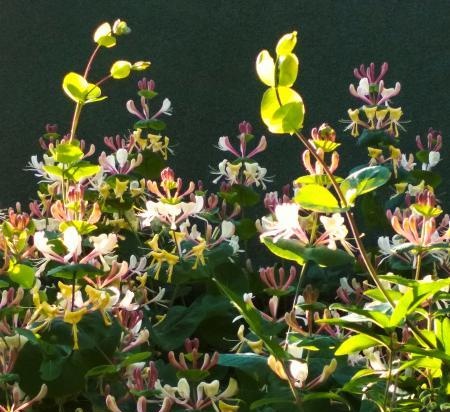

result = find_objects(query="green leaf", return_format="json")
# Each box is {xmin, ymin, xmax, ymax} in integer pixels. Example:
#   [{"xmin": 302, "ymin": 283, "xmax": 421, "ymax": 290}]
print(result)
[
  {"xmin": 110, "ymin": 60, "xmax": 132, "ymax": 79},
  {"xmin": 43, "ymin": 165, "xmax": 63, "ymax": 179},
  {"xmin": 389, "ymin": 278, "xmax": 450, "ymax": 328},
  {"xmin": 0, "ymin": 280, "xmax": 9, "ymax": 288},
  {"xmin": 52, "ymin": 142, "xmax": 84, "ymax": 164},
  {"xmin": 47, "ymin": 264, "xmax": 103, "ymax": 280},
  {"xmin": 260, "ymin": 87, "xmax": 304, "ymax": 134},
  {"xmin": 277, "ymin": 53, "xmax": 298, "ymax": 87},
  {"xmin": 410, "ymin": 170, "xmax": 442, "ymax": 188},
  {"xmin": 262, "ymin": 238, "xmax": 353, "ymax": 267},
  {"xmin": 256, "ymin": 50, "xmax": 275, "ymax": 86},
  {"xmin": 8, "ymin": 264, "xmax": 35, "ymax": 288},
  {"xmin": 218, "ymin": 353, "xmax": 269, "ymax": 377},
  {"xmin": 329, "ymin": 303, "xmax": 391, "ymax": 330},
  {"xmin": 93, "ymin": 22, "xmax": 116, "ymax": 47},
  {"xmin": 261, "ymin": 237, "xmax": 305, "ymax": 265},
  {"xmin": 340, "ymin": 166, "xmax": 391, "ymax": 206},
  {"xmin": 235, "ymin": 218, "xmax": 258, "ymax": 241},
  {"xmin": 134, "ymin": 119, "xmax": 166, "ymax": 131},
  {"xmin": 275, "ymin": 31, "xmax": 298, "ymax": 56},
  {"xmin": 176, "ymin": 369, "xmax": 210, "ymax": 382},
  {"xmin": 294, "ymin": 174, "xmax": 343, "ymax": 186},
  {"xmin": 357, "ymin": 129, "xmax": 396, "ymax": 148},
  {"xmin": 219, "ymin": 184, "xmax": 260, "ymax": 207},
  {"xmin": 294, "ymin": 184, "xmax": 343, "ymax": 213},
  {"xmin": 138, "ymin": 90, "xmax": 158, "ymax": 99},
  {"xmin": 66, "ymin": 162, "xmax": 101, "ymax": 182},
  {"xmin": 335, "ymin": 333, "xmax": 383, "ymax": 356},
  {"xmin": 120, "ymin": 351, "xmax": 152, "ymax": 367},
  {"xmin": 62, "ymin": 72, "xmax": 106, "ymax": 105},
  {"xmin": 436, "ymin": 318, "xmax": 450, "ymax": 355},
  {"xmin": 85, "ymin": 364, "xmax": 119, "ymax": 378}
]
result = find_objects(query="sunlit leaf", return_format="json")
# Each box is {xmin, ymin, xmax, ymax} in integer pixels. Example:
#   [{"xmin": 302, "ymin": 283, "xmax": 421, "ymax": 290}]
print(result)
[
  {"xmin": 277, "ymin": 53, "xmax": 298, "ymax": 87},
  {"xmin": 256, "ymin": 50, "xmax": 275, "ymax": 86},
  {"xmin": 260, "ymin": 87, "xmax": 304, "ymax": 134},
  {"xmin": 335, "ymin": 333, "xmax": 383, "ymax": 356},
  {"xmin": 8, "ymin": 264, "xmax": 35, "ymax": 289},
  {"xmin": 52, "ymin": 142, "xmax": 84, "ymax": 164},
  {"xmin": 93, "ymin": 22, "xmax": 116, "ymax": 47},
  {"xmin": 275, "ymin": 31, "xmax": 298, "ymax": 56},
  {"xmin": 340, "ymin": 166, "xmax": 391, "ymax": 205},
  {"xmin": 294, "ymin": 184, "xmax": 343, "ymax": 213},
  {"xmin": 110, "ymin": 60, "xmax": 132, "ymax": 79}
]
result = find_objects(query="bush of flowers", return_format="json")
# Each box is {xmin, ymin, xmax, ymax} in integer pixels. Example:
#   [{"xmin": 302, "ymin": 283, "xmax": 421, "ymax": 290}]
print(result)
[{"xmin": 0, "ymin": 21, "xmax": 449, "ymax": 412}]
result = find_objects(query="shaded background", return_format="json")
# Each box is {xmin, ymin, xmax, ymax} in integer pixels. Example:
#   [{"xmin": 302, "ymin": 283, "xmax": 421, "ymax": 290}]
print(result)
[{"xmin": 1, "ymin": 0, "xmax": 450, "ymax": 208}]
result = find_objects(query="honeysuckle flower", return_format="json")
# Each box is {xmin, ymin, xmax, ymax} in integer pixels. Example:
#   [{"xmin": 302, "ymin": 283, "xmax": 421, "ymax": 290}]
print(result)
[
  {"xmin": 140, "ymin": 195, "xmax": 204, "ymax": 230},
  {"xmin": 259, "ymin": 203, "xmax": 309, "ymax": 243},
  {"xmin": 344, "ymin": 109, "xmax": 366, "ymax": 137},
  {"xmin": 422, "ymin": 150, "xmax": 441, "ymax": 171},
  {"xmin": 99, "ymin": 149, "xmax": 143, "ymax": 175},
  {"xmin": 387, "ymin": 107, "xmax": 403, "ymax": 137},
  {"xmin": 243, "ymin": 161, "xmax": 271, "ymax": 189},
  {"xmin": 319, "ymin": 213, "xmax": 348, "ymax": 250},
  {"xmin": 400, "ymin": 153, "xmax": 416, "ymax": 171},
  {"xmin": 63, "ymin": 307, "xmax": 87, "ymax": 350},
  {"xmin": 416, "ymin": 128, "xmax": 443, "ymax": 152},
  {"xmin": 34, "ymin": 226, "xmax": 82, "ymax": 264},
  {"xmin": 0, "ymin": 384, "xmax": 48, "ymax": 412},
  {"xmin": 259, "ymin": 265, "xmax": 297, "ymax": 291}
]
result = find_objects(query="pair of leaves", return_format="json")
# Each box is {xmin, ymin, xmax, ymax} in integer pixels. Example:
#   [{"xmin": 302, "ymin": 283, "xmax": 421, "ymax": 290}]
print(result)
[
  {"xmin": 257, "ymin": 32, "xmax": 305, "ymax": 134},
  {"xmin": 294, "ymin": 166, "xmax": 391, "ymax": 213},
  {"xmin": 63, "ymin": 72, "xmax": 106, "ymax": 105}
]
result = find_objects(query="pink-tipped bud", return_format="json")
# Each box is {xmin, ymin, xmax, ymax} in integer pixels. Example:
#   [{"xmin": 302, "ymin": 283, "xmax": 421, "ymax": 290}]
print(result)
[{"xmin": 239, "ymin": 121, "xmax": 253, "ymax": 135}]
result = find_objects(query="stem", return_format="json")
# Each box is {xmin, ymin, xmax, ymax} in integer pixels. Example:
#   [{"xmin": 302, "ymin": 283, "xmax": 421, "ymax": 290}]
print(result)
[
  {"xmin": 415, "ymin": 252, "xmax": 422, "ymax": 281},
  {"xmin": 284, "ymin": 262, "xmax": 308, "ymax": 350},
  {"xmin": 83, "ymin": 45, "xmax": 101, "ymax": 78},
  {"xmin": 71, "ymin": 272, "xmax": 76, "ymax": 312},
  {"xmin": 95, "ymin": 74, "xmax": 112, "ymax": 87},
  {"xmin": 281, "ymin": 362, "xmax": 302, "ymax": 407},
  {"xmin": 295, "ymin": 132, "xmax": 394, "ymax": 305},
  {"xmin": 294, "ymin": 132, "xmax": 436, "ymax": 350},
  {"xmin": 69, "ymin": 102, "xmax": 82, "ymax": 143}
]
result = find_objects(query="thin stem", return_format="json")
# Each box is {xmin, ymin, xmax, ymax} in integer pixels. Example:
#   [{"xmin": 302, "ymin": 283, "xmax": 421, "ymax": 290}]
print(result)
[
  {"xmin": 415, "ymin": 252, "xmax": 422, "ymax": 281},
  {"xmin": 284, "ymin": 262, "xmax": 308, "ymax": 350},
  {"xmin": 295, "ymin": 132, "xmax": 394, "ymax": 305},
  {"xmin": 83, "ymin": 45, "xmax": 101, "ymax": 79},
  {"xmin": 95, "ymin": 74, "xmax": 112, "ymax": 87},
  {"xmin": 294, "ymin": 132, "xmax": 436, "ymax": 350},
  {"xmin": 69, "ymin": 102, "xmax": 82, "ymax": 143},
  {"xmin": 281, "ymin": 361, "xmax": 302, "ymax": 407}
]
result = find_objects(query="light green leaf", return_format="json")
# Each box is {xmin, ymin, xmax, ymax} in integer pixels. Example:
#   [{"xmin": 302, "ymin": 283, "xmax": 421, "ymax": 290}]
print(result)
[
  {"xmin": 294, "ymin": 184, "xmax": 343, "ymax": 213},
  {"xmin": 66, "ymin": 162, "xmax": 101, "ymax": 182},
  {"xmin": 261, "ymin": 238, "xmax": 353, "ymax": 267},
  {"xmin": 277, "ymin": 53, "xmax": 298, "ymax": 87},
  {"xmin": 93, "ymin": 22, "xmax": 116, "ymax": 47},
  {"xmin": 275, "ymin": 31, "xmax": 298, "ymax": 56},
  {"xmin": 260, "ymin": 87, "xmax": 304, "ymax": 134},
  {"xmin": 335, "ymin": 333, "xmax": 382, "ymax": 356},
  {"xmin": 256, "ymin": 50, "xmax": 275, "ymax": 86},
  {"xmin": 62, "ymin": 72, "xmax": 106, "ymax": 104},
  {"xmin": 340, "ymin": 166, "xmax": 391, "ymax": 206},
  {"xmin": 8, "ymin": 264, "xmax": 35, "ymax": 289},
  {"xmin": 436, "ymin": 318, "xmax": 450, "ymax": 355},
  {"xmin": 43, "ymin": 165, "xmax": 64, "ymax": 179},
  {"xmin": 110, "ymin": 60, "xmax": 132, "ymax": 79},
  {"xmin": 261, "ymin": 237, "xmax": 305, "ymax": 265},
  {"xmin": 52, "ymin": 142, "xmax": 84, "ymax": 164}
]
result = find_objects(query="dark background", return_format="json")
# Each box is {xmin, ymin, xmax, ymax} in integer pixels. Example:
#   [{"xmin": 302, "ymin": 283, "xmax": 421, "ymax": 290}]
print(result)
[{"xmin": 1, "ymin": 1, "xmax": 450, "ymax": 208}]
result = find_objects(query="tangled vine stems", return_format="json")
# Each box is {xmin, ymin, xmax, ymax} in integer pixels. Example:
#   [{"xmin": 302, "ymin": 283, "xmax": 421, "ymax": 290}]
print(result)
[{"xmin": 294, "ymin": 131, "xmax": 436, "ymax": 350}]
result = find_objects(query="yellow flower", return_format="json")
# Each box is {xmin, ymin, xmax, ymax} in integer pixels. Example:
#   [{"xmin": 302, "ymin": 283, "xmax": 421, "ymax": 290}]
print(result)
[
  {"xmin": 346, "ymin": 109, "xmax": 361, "ymax": 137},
  {"xmin": 114, "ymin": 179, "xmax": 129, "ymax": 201},
  {"xmin": 191, "ymin": 240, "xmax": 207, "ymax": 269},
  {"xmin": 64, "ymin": 307, "xmax": 87, "ymax": 350},
  {"xmin": 85, "ymin": 285, "xmax": 111, "ymax": 326},
  {"xmin": 363, "ymin": 105, "xmax": 377, "ymax": 128},
  {"xmin": 388, "ymin": 107, "xmax": 403, "ymax": 137},
  {"xmin": 367, "ymin": 147, "xmax": 382, "ymax": 159}
]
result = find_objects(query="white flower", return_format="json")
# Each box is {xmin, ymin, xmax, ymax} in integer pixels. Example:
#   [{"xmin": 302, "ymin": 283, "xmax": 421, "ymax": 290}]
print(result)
[
  {"xmin": 90, "ymin": 233, "xmax": 118, "ymax": 255},
  {"xmin": 289, "ymin": 360, "xmax": 308, "ymax": 387},
  {"xmin": 63, "ymin": 227, "xmax": 82, "ymax": 261},
  {"xmin": 115, "ymin": 148, "xmax": 129, "ymax": 168},
  {"xmin": 320, "ymin": 213, "xmax": 348, "ymax": 249},
  {"xmin": 221, "ymin": 221, "xmax": 235, "ymax": 238},
  {"xmin": 356, "ymin": 77, "xmax": 370, "ymax": 98},
  {"xmin": 427, "ymin": 151, "xmax": 441, "ymax": 169},
  {"xmin": 260, "ymin": 203, "xmax": 306, "ymax": 243}
]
